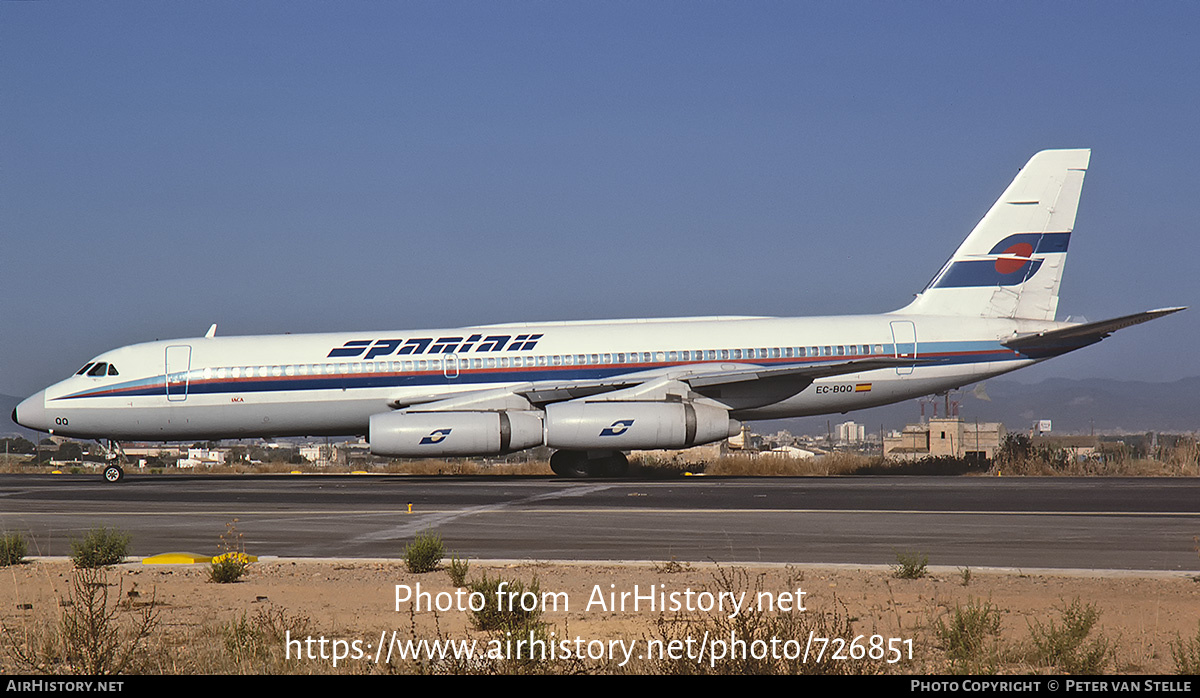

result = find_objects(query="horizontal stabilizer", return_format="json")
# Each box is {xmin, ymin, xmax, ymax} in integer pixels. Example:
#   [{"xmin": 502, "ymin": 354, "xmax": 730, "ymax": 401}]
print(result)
[{"xmin": 1003, "ymin": 307, "xmax": 1186, "ymax": 358}]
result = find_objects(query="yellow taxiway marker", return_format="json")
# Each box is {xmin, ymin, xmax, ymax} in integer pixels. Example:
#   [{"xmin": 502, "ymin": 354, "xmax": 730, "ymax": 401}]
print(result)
[
  {"xmin": 142, "ymin": 552, "xmax": 260, "ymax": 564},
  {"xmin": 142, "ymin": 552, "xmax": 213, "ymax": 564}
]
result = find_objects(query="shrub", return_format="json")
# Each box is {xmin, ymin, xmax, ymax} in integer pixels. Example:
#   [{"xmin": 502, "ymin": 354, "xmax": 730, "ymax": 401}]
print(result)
[
  {"xmin": 467, "ymin": 573, "xmax": 544, "ymax": 633},
  {"xmin": 0, "ymin": 532, "xmax": 27, "ymax": 566},
  {"xmin": 447, "ymin": 555, "xmax": 469, "ymax": 587},
  {"xmin": 3, "ymin": 566, "xmax": 158, "ymax": 675},
  {"xmin": 70, "ymin": 528, "xmax": 131, "ymax": 568},
  {"xmin": 649, "ymin": 565, "xmax": 878, "ymax": 675},
  {"xmin": 936, "ymin": 598, "xmax": 1002, "ymax": 670},
  {"xmin": 209, "ymin": 520, "xmax": 249, "ymax": 583},
  {"xmin": 1026, "ymin": 598, "xmax": 1112, "ymax": 674},
  {"xmin": 653, "ymin": 557, "xmax": 692, "ymax": 574},
  {"xmin": 1172, "ymin": 622, "xmax": 1200, "ymax": 674},
  {"xmin": 209, "ymin": 554, "xmax": 249, "ymax": 584},
  {"xmin": 404, "ymin": 531, "xmax": 444, "ymax": 574},
  {"xmin": 893, "ymin": 551, "xmax": 928, "ymax": 579}
]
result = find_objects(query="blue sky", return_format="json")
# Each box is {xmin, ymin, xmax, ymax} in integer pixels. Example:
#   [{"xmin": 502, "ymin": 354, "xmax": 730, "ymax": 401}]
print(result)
[{"xmin": 2, "ymin": 2, "xmax": 1197, "ymax": 398}]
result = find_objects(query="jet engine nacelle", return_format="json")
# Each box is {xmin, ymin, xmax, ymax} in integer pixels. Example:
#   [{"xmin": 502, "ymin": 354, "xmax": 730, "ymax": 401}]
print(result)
[
  {"xmin": 369, "ymin": 410, "xmax": 543, "ymax": 457},
  {"xmin": 545, "ymin": 401, "xmax": 737, "ymax": 450}
]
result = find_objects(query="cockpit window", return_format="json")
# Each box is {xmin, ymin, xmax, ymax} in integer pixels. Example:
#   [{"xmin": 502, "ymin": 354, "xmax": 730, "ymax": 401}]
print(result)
[
  {"xmin": 107, "ymin": 364, "xmax": 119, "ymax": 376},
  {"xmin": 87, "ymin": 362, "xmax": 109, "ymax": 377},
  {"xmin": 76, "ymin": 363, "xmax": 95, "ymax": 376}
]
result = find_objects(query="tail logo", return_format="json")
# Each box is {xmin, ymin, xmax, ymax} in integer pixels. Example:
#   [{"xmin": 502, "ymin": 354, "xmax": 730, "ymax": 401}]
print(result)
[
  {"xmin": 994, "ymin": 242, "xmax": 1034, "ymax": 274},
  {"xmin": 931, "ymin": 232, "xmax": 1069, "ymax": 289}
]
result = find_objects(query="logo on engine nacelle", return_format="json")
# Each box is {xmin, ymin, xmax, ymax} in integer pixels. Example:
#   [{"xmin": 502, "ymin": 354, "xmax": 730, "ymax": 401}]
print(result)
[
  {"xmin": 419, "ymin": 429, "xmax": 452, "ymax": 445},
  {"xmin": 599, "ymin": 419, "xmax": 634, "ymax": 437}
]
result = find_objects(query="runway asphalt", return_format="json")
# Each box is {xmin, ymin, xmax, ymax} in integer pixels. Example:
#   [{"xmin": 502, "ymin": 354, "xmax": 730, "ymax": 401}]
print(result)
[{"xmin": 0, "ymin": 474, "xmax": 1197, "ymax": 571}]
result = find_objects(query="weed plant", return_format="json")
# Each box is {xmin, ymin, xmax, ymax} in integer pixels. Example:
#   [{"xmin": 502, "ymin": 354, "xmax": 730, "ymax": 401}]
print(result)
[
  {"xmin": 1026, "ymin": 598, "xmax": 1112, "ymax": 674},
  {"xmin": 1171, "ymin": 622, "xmax": 1200, "ymax": 674},
  {"xmin": 447, "ymin": 555, "xmax": 469, "ymax": 587},
  {"xmin": 893, "ymin": 551, "xmax": 928, "ymax": 579},
  {"xmin": 0, "ymin": 532, "xmax": 27, "ymax": 566},
  {"xmin": 404, "ymin": 532, "xmax": 444, "ymax": 574},
  {"xmin": 2, "ymin": 566, "xmax": 157, "ymax": 674},
  {"xmin": 467, "ymin": 573, "xmax": 544, "ymax": 632},
  {"xmin": 935, "ymin": 598, "xmax": 1002, "ymax": 672},
  {"xmin": 648, "ymin": 565, "xmax": 878, "ymax": 675},
  {"xmin": 209, "ymin": 520, "xmax": 249, "ymax": 583},
  {"xmin": 70, "ymin": 528, "xmax": 130, "ymax": 568}
]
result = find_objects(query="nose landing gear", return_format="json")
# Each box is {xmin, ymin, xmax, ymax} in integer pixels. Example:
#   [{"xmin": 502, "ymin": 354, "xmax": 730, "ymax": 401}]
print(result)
[{"xmin": 97, "ymin": 439, "xmax": 128, "ymax": 483}]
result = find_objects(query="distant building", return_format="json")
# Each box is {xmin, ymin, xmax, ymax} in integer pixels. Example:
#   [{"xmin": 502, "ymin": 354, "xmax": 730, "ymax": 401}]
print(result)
[
  {"xmin": 300, "ymin": 443, "xmax": 340, "ymax": 467},
  {"xmin": 884, "ymin": 417, "xmax": 1005, "ymax": 461},
  {"xmin": 176, "ymin": 448, "xmax": 226, "ymax": 469},
  {"xmin": 836, "ymin": 421, "xmax": 866, "ymax": 444}
]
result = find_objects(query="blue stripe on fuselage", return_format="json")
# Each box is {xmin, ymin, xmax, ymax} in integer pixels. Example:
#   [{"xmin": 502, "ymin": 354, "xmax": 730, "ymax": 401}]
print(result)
[{"xmin": 50, "ymin": 340, "xmax": 1022, "ymax": 401}]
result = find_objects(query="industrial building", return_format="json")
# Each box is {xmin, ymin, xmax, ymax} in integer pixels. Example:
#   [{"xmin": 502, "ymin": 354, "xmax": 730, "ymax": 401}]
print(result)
[{"xmin": 883, "ymin": 417, "xmax": 1005, "ymax": 461}]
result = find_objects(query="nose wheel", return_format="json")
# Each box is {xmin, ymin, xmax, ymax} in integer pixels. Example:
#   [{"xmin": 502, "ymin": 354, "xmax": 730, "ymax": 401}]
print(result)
[{"xmin": 97, "ymin": 439, "xmax": 128, "ymax": 483}]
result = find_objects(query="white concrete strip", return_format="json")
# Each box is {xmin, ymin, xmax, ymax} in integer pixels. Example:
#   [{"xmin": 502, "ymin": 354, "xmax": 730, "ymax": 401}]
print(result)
[{"xmin": 350, "ymin": 483, "xmax": 616, "ymax": 543}]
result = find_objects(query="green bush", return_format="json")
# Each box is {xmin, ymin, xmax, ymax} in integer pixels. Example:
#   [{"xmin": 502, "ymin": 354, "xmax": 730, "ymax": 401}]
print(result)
[
  {"xmin": 467, "ymin": 573, "xmax": 543, "ymax": 632},
  {"xmin": 893, "ymin": 550, "xmax": 928, "ymax": 579},
  {"xmin": 1, "ymin": 531, "xmax": 28, "ymax": 566},
  {"xmin": 1027, "ymin": 598, "xmax": 1112, "ymax": 674},
  {"xmin": 404, "ymin": 531, "xmax": 444, "ymax": 573},
  {"xmin": 70, "ymin": 527, "xmax": 131, "ymax": 568},
  {"xmin": 209, "ymin": 519, "xmax": 249, "ymax": 583},
  {"xmin": 936, "ymin": 598, "xmax": 1002, "ymax": 669},
  {"xmin": 1172, "ymin": 622, "xmax": 1200, "ymax": 674},
  {"xmin": 209, "ymin": 554, "xmax": 249, "ymax": 584},
  {"xmin": 448, "ymin": 555, "xmax": 469, "ymax": 587}
]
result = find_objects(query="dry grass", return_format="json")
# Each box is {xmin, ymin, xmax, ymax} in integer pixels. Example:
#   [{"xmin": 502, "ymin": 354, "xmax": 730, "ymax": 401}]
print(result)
[{"xmin": 2, "ymin": 560, "xmax": 1196, "ymax": 675}]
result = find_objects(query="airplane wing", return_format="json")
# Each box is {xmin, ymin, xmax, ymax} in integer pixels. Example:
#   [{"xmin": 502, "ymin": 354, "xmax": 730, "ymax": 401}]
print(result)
[
  {"xmin": 388, "ymin": 356, "xmax": 925, "ymax": 412},
  {"xmin": 1002, "ymin": 306, "xmax": 1186, "ymax": 358}
]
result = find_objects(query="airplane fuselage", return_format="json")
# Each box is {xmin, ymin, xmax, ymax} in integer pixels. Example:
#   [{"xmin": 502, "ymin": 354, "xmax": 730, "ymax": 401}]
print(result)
[{"xmin": 17, "ymin": 311, "xmax": 1051, "ymax": 442}]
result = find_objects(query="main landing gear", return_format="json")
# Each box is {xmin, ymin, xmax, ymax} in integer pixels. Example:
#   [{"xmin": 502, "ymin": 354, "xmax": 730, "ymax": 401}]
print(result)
[{"xmin": 549, "ymin": 450, "xmax": 629, "ymax": 478}]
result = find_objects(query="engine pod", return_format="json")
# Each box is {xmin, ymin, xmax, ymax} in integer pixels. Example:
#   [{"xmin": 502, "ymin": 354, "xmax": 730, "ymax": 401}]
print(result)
[
  {"xmin": 545, "ymin": 401, "xmax": 734, "ymax": 450},
  {"xmin": 369, "ymin": 410, "xmax": 543, "ymax": 457}
]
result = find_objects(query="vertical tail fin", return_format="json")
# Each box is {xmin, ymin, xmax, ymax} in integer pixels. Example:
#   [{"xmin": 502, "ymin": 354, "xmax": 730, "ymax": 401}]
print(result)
[{"xmin": 897, "ymin": 149, "xmax": 1090, "ymax": 320}]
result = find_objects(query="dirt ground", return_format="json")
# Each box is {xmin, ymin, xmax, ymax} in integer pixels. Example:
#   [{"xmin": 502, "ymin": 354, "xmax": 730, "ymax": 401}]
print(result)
[{"xmin": 2, "ymin": 557, "xmax": 1198, "ymax": 675}]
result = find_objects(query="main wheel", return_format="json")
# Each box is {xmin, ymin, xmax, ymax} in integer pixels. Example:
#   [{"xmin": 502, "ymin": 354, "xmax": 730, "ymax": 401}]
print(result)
[
  {"xmin": 603, "ymin": 452, "xmax": 629, "ymax": 477},
  {"xmin": 550, "ymin": 450, "xmax": 591, "ymax": 477},
  {"xmin": 103, "ymin": 465, "xmax": 124, "ymax": 483},
  {"xmin": 550, "ymin": 450, "xmax": 628, "ymax": 477}
]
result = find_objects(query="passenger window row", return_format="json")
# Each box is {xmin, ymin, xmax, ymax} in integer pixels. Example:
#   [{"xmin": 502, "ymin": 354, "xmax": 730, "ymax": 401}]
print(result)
[{"xmin": 183, "ymin": 343, "xmax": 892, "ymax": 381}]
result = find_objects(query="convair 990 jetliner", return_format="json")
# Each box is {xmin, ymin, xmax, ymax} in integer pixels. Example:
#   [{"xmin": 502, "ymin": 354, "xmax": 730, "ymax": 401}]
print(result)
[{"xmin": 12, "ymin": 150, "xmax": 1184, "ymax": 481}]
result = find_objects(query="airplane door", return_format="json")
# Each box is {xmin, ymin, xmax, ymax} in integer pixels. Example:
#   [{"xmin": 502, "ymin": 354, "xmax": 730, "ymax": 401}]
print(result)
[
  {"xmin": 444, "ymin": 353, "xmax": 459, "ymax": 379},
  {"xmin": 165, "ymin": 345, "xmax": 192, "ymax": 401},
  {"xmin": 889, "ymin": 321, "xmax": 917, "ymax": 376}
]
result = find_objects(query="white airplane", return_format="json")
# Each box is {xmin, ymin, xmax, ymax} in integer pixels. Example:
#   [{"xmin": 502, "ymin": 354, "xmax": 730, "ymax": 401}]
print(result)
[{"xmin": 12, "ymin": 149, "xmax": 1183, "ymax": 481}]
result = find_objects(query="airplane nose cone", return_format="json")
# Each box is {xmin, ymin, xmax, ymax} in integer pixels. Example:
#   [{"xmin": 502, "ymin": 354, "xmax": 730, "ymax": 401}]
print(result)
[{"xmin": 13, "ymin": 391, "xmax": 48, "ymax": 432}]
